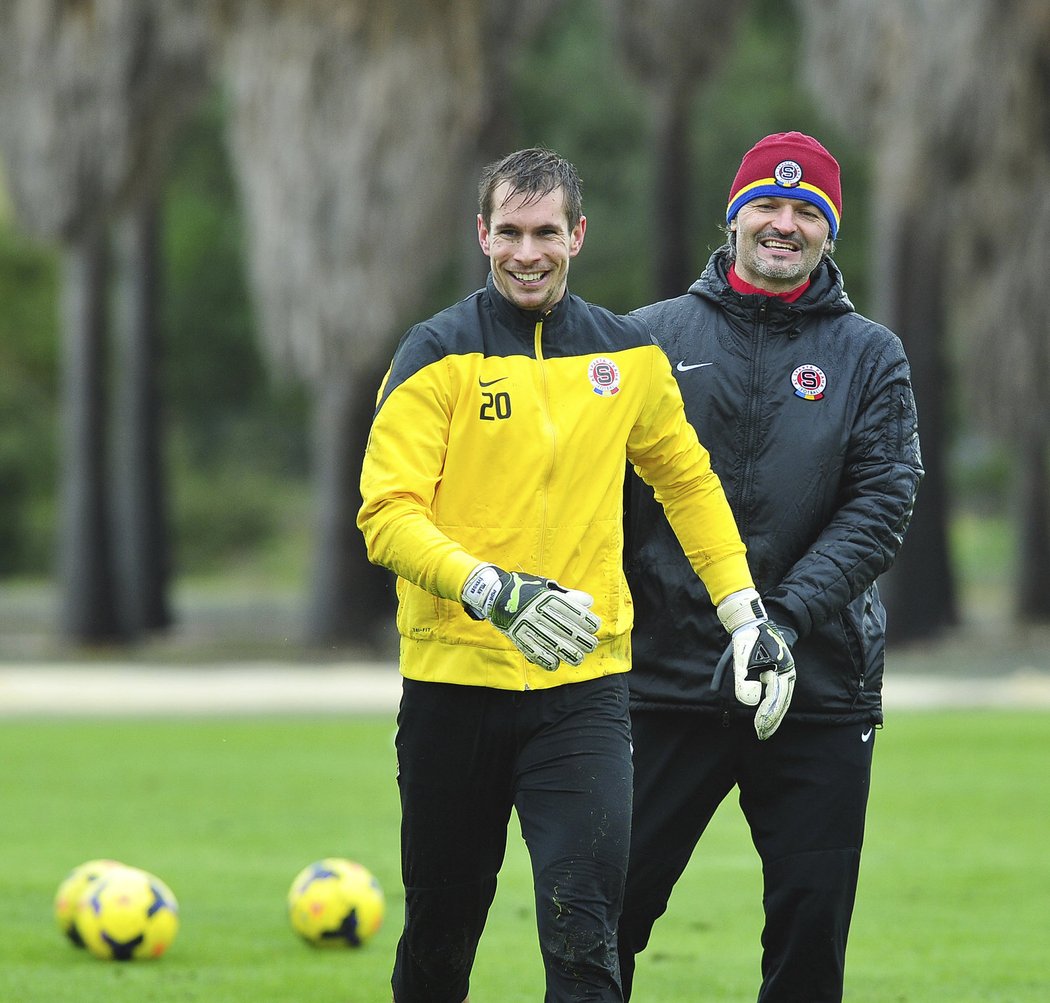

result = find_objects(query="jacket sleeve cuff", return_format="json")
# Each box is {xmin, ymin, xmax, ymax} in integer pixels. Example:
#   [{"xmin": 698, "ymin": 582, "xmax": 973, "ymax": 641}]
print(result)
[
  {"xmin": 761, "ymin": 589, "xmax": 807, "ymax": 642},
  {"xmin": 699, "ymin": 553, "xmax": 755, "ymax": 607}
]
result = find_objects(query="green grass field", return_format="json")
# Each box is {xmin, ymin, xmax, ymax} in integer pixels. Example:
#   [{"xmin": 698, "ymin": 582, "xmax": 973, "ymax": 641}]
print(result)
[{"xmin": 1, "ymin": 710, "xmax": 1047, "ymax": 1002}]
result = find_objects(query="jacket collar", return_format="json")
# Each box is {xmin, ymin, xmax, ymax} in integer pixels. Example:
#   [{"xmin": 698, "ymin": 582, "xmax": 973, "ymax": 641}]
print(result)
[
  {"xmin": 690, "ymin": 246, "xmax": 854, "ymax": 327},
  {"xmin": 484, "ymin": 272, "xmax": 572, "ymax": 336}
]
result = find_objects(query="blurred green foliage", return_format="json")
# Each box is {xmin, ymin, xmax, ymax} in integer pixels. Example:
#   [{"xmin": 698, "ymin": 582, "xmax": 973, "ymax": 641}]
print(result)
[
  {"xmin": 510, "ymin": 0, "xmax": 873, "ymax": 313},
  {"xmin": 510, "ymin": 0, "xmax": 652, "ymax": 313},
  {"xmin": 690, "ymin": 0, "xmax": 873, "ymax": 310},
  {"xmin": 160, "ymin": 91, "xmax": 311, "ymax": 580},
  {"xmin": 161, "ymin": 93, "xmax": 261, "ymax": 448},
  {"xmin": 0, "ymin": 0, "xmax": 1010, "ymax": 584},
  {"xmin": 0, "ymin": 92, "xmax": 312, "ymax": 580}
]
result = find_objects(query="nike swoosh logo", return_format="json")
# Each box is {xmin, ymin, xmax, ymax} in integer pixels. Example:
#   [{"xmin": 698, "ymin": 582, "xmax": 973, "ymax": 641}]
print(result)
[
  {"xmin": 861, "ymin": 728, "xmax": 874, "ymax": 743},
  {"xmin": 479, "ymin": 377, "xmax": 507, "ymax": 387},
  {"xmin": 676, "ymin": 361, "xmax": 714, "ymax": 372}
]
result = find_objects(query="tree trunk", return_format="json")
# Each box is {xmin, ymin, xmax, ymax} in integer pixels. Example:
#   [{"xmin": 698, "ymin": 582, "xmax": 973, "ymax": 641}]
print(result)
[
  {"xmin": 651, "ymin": 83, "xmax": 694, "ymax": 300},
  {"xmin": 58, "ymin": 224, "xmax": 126, "ymax": 643},
  {"xmin": 1016, "ymin": 429, "xmax": 1050, "ymax": 621},
  {"xmin": 112, "ymin": 197, "xmax": 173, "ymax": 634},
  {"xmin": 874, "ymin": 182, "xmax": 958, "ymax": 642},
  {"xmin": 305, "ymin": 369, "xmax": 396, "ymax": 652}
]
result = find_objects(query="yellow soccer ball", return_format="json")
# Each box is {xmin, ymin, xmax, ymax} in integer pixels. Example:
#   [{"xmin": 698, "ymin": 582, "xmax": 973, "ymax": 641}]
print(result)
[
  {"xmin": 287, "ymin": 857, "xmax": 385, "ymax": 948},
  {"xmin": 54, "ymin": 858, "xmax": 125, "ymax": 947},
  {"xmin": 75, "ymin": 865, "xmax": 179, "ymax": 960}
]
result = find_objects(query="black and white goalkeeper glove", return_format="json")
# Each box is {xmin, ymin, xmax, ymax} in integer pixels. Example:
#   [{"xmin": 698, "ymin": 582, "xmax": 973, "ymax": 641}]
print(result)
[
  {"xmin": 714, "ymin": 588, "xmax": 796, "ymax": 740},
  {"xmin": 462, "ymin": 564, "xmax": 601, "ymax": 672}
]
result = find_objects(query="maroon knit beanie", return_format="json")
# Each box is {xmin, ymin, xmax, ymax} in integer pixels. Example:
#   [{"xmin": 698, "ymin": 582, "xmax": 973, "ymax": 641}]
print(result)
[{"xmin": 726, "ymin": 132, "xmax": 842, "ymax": 237}]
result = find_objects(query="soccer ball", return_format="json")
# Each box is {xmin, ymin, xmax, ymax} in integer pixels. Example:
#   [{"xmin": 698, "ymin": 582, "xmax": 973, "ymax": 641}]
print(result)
[
  {"xmin": 54, "ymin": 858, "xmax": 125, "ymax": 947},
  {"xmin": 75, "ymin": 865, "xmax": 179, "ymax": 960},
  {"xmin": 287, "ymin": 857, "xmax": 385, "ymax": 948}
]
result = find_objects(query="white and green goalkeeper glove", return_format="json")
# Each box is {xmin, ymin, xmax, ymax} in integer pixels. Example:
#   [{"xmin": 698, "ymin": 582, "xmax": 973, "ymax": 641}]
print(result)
[
  {"xmin": 715, "ymin": 588, "xmax": 796, "ymax": 740},
  {"xmin": 462, "ymin": 564, "xmax": 601, "ymax": 672}
]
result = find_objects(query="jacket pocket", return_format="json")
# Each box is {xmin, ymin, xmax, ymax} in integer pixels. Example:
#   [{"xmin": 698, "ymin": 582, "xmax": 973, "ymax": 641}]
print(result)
[
  {"xmin": 840, "ymin": 588, "xmax": 886, "ymax": 707},
  {"xmin": 395, "ymin": 579, "xmax": 443, "ymax": 641}
]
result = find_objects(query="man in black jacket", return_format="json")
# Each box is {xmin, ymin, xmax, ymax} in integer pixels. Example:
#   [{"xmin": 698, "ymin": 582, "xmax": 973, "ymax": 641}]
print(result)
[{"xmin": 617, "ymin": 132, "xmax": 923, "ymax": 1002}]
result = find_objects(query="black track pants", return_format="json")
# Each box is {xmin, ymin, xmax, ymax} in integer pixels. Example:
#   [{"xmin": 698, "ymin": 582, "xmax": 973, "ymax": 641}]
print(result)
[
  {"xmin": 618, "ymin": 711, "xmax": 874, "ymax": 1002},
  {"xmin": 392, "ymin": 674, "xmax": 633, "ymax": 1003}
]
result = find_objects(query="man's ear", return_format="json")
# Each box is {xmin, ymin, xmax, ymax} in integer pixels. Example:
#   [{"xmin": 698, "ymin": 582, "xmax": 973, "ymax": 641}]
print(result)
[{"xmin": 568, "ymin": 215, "xmax": 586, "ymax": 257}]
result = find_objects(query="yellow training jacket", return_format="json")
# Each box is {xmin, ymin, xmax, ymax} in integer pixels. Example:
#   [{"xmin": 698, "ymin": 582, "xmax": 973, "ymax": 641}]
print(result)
[{"xmin": 357, "ymin": 276, "xmax": 753, "ymax": 690}]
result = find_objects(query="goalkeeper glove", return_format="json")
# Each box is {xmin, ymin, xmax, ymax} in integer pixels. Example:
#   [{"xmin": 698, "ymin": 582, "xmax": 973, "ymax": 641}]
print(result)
[
  {"xmin": 714, "ymin": 588, "xmax": 796, "ymax": 740},
  {"xmin": 462, "ymin": 564, "xmax": 601, "ymax": 672}
]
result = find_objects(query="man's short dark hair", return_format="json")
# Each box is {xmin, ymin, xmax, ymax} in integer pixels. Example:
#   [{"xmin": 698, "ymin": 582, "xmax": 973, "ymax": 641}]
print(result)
[{"xmin": 478, "ymin": 148, "xmax": 583, "ymax": 230}]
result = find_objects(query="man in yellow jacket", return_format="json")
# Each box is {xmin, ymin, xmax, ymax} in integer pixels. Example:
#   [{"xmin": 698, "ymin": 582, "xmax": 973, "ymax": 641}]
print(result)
[{"xmin": 358, "ymin": 147, "xmax": 794, "ymax": 1003}]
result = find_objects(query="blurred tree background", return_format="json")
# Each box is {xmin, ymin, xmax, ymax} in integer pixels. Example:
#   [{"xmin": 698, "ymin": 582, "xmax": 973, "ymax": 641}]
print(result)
[{"xmin": 0, "ymin": 0, "xmax": 1045, "ymax": 658}]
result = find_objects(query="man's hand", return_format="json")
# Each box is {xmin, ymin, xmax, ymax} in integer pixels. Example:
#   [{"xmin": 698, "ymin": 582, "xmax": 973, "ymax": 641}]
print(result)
[
  {"xmin": 462, "ymin": 564, "xmax": 601, "ymax": 671},
  {"xmin": 714, "ymin": 589, "xmax": 796, "ymax": 740}
]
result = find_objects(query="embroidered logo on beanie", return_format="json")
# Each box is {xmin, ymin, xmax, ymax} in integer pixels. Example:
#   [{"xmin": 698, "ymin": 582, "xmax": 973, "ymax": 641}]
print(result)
[
  {"xmin": 726, "ymin": 132, "xmax": 842, "ymax": 237},
  {"xmin": 773, "ymin": 160, "xmax": 803, "ymax": 187}
]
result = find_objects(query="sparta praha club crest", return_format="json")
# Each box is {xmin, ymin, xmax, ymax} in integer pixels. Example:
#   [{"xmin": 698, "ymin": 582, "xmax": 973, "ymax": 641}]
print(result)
[
  {"xmin": 588, "ymin": 357, "xmax": 621, "ymax": 397},
  {"xmin": 791, "ymin": 364, "xmax": 827, "ymax": 401}
]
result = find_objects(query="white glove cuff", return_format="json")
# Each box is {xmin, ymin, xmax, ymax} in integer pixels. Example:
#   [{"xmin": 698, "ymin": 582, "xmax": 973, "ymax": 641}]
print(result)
[
  {"xmin": 462, "ymin": 563, "xmax": 503, "ymax": 619},
  {"xmin": 716, "ymin": 588, "xmax": 767, "ymax": 634}
]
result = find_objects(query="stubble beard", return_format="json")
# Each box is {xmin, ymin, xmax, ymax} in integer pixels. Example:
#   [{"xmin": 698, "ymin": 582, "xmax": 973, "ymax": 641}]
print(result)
[{"xmin": 735, "ymin": 229, "xmax": 825, "ymax": 287}]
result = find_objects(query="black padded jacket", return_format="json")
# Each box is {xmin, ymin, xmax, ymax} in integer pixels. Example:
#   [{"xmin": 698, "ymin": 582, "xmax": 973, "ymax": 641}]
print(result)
[{"xmin": 624, "ymin": 248, "xmax": 924, "ymax": 725}]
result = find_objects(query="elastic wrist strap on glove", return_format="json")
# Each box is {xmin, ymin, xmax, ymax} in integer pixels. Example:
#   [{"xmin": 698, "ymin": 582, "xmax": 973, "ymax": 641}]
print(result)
[
  {"xmin": 462, "ymin": 563, "xmax": 504, "ymax": 620},
  {"xmin": 716, "ymin": 588, "xmax": 767, "ymax": 634}
]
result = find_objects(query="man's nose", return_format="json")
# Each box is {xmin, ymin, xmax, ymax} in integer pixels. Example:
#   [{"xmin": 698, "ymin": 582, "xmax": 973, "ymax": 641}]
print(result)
[
  {"xmin": 516, "ymin": 235, "xmax": 542, "ymax": 261},
  {"xmin": 771, "ymin": 205, "xmax": 798, "ymax": 231}
]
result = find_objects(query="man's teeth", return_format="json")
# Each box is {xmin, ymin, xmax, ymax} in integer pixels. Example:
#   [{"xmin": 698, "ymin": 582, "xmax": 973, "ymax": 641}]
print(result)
[
  {"xmin": 514, "ymin": 272, "xmax": 544, "ymax": 282},
  {"xmin": 762, "ymin": 240, "xmax": 797, "ymax": 250}
]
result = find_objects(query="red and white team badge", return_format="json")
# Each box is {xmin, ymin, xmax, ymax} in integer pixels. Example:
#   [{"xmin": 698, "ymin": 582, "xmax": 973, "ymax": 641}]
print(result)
[
  {"xmin": 774, "ymin": 159, "xmax": 804, "ymax": 188},
  {"xmin": 589, "ymin": 357, "xmax": 621, "ymax": 397},
  {"xmin": 791, "ymin": 364, "xmax": 827, "ymax": 400}
]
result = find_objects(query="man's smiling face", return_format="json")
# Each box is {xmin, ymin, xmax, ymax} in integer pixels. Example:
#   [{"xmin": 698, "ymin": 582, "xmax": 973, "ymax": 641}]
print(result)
[
  {"xmin": 731, "ymin": 195, "xmax": 830, "ymax": 292},
  {"xmin": 478, "ymin": 182, "xmax": 586, "ymax": 313}
]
